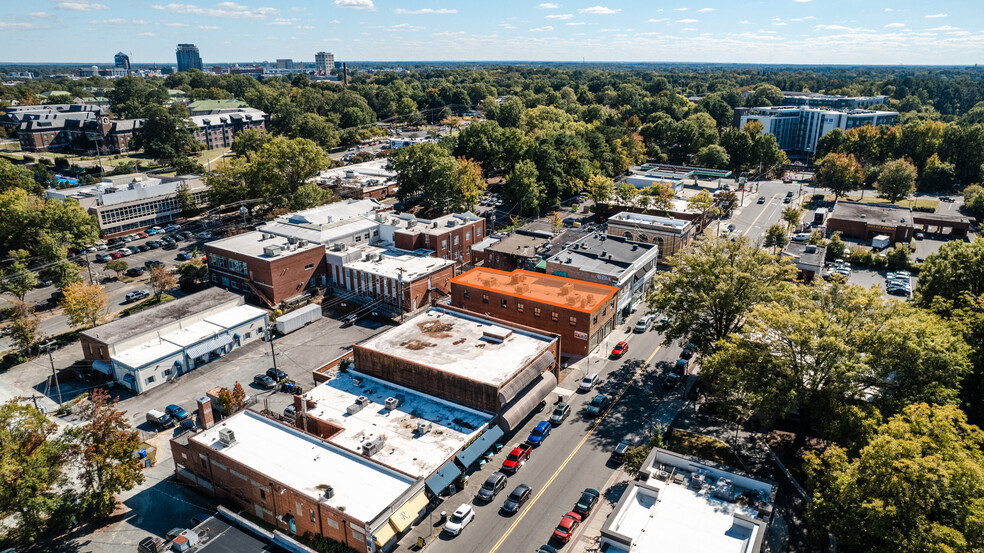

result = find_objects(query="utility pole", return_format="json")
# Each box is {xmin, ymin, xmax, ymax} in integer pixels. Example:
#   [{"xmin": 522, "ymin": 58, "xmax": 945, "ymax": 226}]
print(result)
[
  {"xmin": 46, "ymin": 341, "xmax": 62, "ymax": 405},
  {"xmin": 268, "ymin": 325, "xmax": 278, "ymax": 373},
  {"xmin": 397, "ymin": 268, "xmax": 406, "ymax": 323},
  {"xmin": 83, "ymin": 249, "xmax": 94, "ymax": 284}
]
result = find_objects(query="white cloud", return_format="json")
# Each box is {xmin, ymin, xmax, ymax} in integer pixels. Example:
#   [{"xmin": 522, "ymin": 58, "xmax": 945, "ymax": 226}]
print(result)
[
  {"xmin": 499, "ymin": 22, "xmax": 516, "ymax": 29},
  {"xmin": 579, "ymin": 6, "xmax": 620, "ymax": 14},
  {"xmin": 696, "ymin": 7, "xmax": 714, "ymax": 12},
  {"xmin": 885, "ymin": 7, "xmax": 894, "ymax": 11},
  {"xmin": 885, "ymin": 22, "xmax": 906, "ymax": 28},
  {"xmin": 739, "ymin": 20, "xmax": 750, "ymax": 24},
  {"xmin": 199, "ymin": 25, "xmax": 221, "ymax": 30},
  {"xmin": 389, "ymin": 23, "xmax": 424, "ymax": 31},
  {"xmin": 677, "ymin": 18, "xmax": 698, "ymax": 23},
  {"xmin": 0, "ymin": 21, "xmax": 39, "ymax": 30},
  {"xmin": 27, "ymin": 11, "xmax": 55, "ymax": 18},
  {"xmin": 164, "ymin": 21, "xmax": 188, "ymax": 26},
  {"xmin": 927, "ymin": 25, "xmax": 959, "ymax": 31},
  {"xmin": 674, "ymin": 7, "xmax": 687, "ymax": 11},
  {"xmin": 333, "ymin": 0, "xmax": 375, "ymax": 10},
  {"xmin": 566, "ymin": 21, "xmax": 586, "ymax": 25},
  {"xmin": 546, "ymin": 13, "xmax": 573, "ymax": 20},
  {"xmin": 297, "ymin": 25, "xmax": 314, "ymax": 29},
  {"xmin": 96, "ymin": 18, "xmax": 149, "ymax": 24},
  {"xmin": 151, "ymin": 3, "xmax": 279, "ymax": 19},
  {"xmin": 328, "ymin": 19, "xmax": 340, "ymax": 24},
  {"xmin": 530, "ymin": 25, "xmax": 554, "ymax": 31},
  {"xmin": 137, "ymin": 31, "xmax": 157, "ymax": 36},
  {"xmin": 56, "ymin": 2, "xmax": 108, "ymax": 11},
  {"xmin": 790, "ymin": 16, "xmax": 815, "ymax": 21},
  {"xmin": 925, "ymin": 13, "xmax": 947, "ymax": 18},
  {"xmin": 680, "ymin": 27, "xmax": 697, "ymax": 31},
  {"xmin": 394, "ymin": 8, "xmax": 457, "ymax": 14},
  {"xmin": 773, "ymin": 21, "xmax": 787, "ymax": 26},
  {"xmin": 648, "ymin": 18, "xmax": 668, "ymax": 22},
  {"xmin": 538, "ymin": 3, "xmax": 559, "ymax": 8},
  {"xmin": 433, "ymin": 31, "xmax": 466, "ymax": 37},
  {"xmin": 269, "ymin": 17, "xmax": 297, "ymax": 25},
  {"xmin": 793, "ymin": 0, "xmax": 811, "ymax": 2}
]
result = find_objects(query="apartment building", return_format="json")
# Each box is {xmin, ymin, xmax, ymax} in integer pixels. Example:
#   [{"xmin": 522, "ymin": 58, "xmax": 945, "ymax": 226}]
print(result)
[
  {"xmin": 739, "ymin": 106, "xmax": 898, "ymax": 157},
  {"xmin": 2, "ymin": 104, "xmax": 105, "ymax": 135},
  {"xmin": 190, "ymin": 108, "xmax": 267, "ymax": 150},
  {"xmin": 781, "ymin": 92, "xmax": 890, "ymax": 109}
]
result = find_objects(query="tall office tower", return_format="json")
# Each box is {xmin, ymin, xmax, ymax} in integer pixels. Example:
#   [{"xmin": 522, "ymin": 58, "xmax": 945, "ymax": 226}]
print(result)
[
  {"xmin": 114, "ymin": 52, "xmax": 131, "ymax": 71},
  {"xmin": 315, "ymin": 51, "xmax": 334, "ymax": 74},
  {"xmin": 176, "ymin": 44, "xmax": 203, "ymax": 72}
]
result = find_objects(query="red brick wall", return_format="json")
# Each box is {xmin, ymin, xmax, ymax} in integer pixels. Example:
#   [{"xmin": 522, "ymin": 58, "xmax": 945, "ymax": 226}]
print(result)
[
  {"xmin": 80, "ymin": 335, "xmax": 110, "ymax": 364},
  {"xmin": 207, "ymin": 244, "xmax": 327, "ymax": 305},
  {"xmin": 394, "ymin": 219, "xmax": 485, "ymax": 264}
]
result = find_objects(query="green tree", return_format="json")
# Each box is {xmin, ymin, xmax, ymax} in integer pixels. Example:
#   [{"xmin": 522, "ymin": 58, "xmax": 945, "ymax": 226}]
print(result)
[
  {"xmin": 763, "ymin": 223, "xmax": 788, "ymax": 254},
  {"xmin": 686, "ymin": 189, "xmax": 717, "ymax": 230},
  {"xmin": 131, "ymin": 104, "xmax": 201, "ymax": 163},
  {"xmin": 59, "ymin": 281, "xmax": 108, "ymax": 328},
  {"xmin": 0, "ymin": 400, "xmax": 68, "ymax": 543},
  {"xmin": 177, "ymin": 259, "xmax": 209, "ymax": 291},
  {"xmin": 103, "ymin": 259, "xmax": 127, "ymax": 280},
  {"xmin": 0, "ymin": 157, "xmax": 37, "ymax": 194},
  {"xmin": 919, "ymin": 153, "xmax": 957, "ymax": 192},
  {"xmin": 250, "ymin": 137, "xmax": 330, "ymax": 207},
  {"xmin": 816, "ymin": 153, "xmax": 865, "ymax": 199},
  {"xmin": 504, "ymin": 159, "xmax": 543, "ymax": 216},
  {"xmin": 804, "ymin": 403, "xmax": 984, "ymax": 553},
  {"xmin": 149, "ymin": 266, "xmax": 177, "ymax": 301},
  {"xmin": 965, "ymin": 184, "xmax": 984, "ymax": 221},
  {"xmin": 876, "ymin": 159, "xmax": 918, "ymax": 204},
  {"xmin": 1, "ymin": 250, "xmax": 38, "ymax": 301},
  {"xmin": 781, "ymin": 206, "xmax": 802, "ymax": 231},
  {"xmin": 230, "ymin": 128, "xmax": 271, "ymax": 157},
  {"xmin": 648, "ymin": 236, "xmax": 796, "ymax": 355},
  {"xmin": 694, "ymin": 144, "xmax": 730, "ymax": 170},
  {"xmin": 66, "ymin": 388, "xmax": 145, "ymax": 518},
  {"xmin": 915, "ymin": 238, "xmax": 984, "ymax": 311},
  {"xmin": 5, "ymin": 301, "xmax": 41, "ymax": 353},
  {"xmin": 614, "ymin": 182, "xmax": 640, "ymax": 207},
  {"xmin": 748, "ymin": 84, "xmax": 784, "ymax": 107},
  {"xmin": 585, "ymin": 173, "xmax": 614, "ymax": 205}
]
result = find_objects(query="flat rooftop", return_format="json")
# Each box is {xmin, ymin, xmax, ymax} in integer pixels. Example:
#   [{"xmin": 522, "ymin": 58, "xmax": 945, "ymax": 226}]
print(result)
[
  {"xmin": 830, "ymin": 201, "xmax": 913, "ymax": 225},
  {"xmin": 206, "ymin": 230, "xmax": 324, "ymax": 259},
  {"xmin": 319, "ymin": 159, "xmax": 396, "ymax": 180},
  {"xmin": 358, "ymin": 306, "xmax": 556, "ymax": 387},
  {"xmin": 546, "ymin": 234, "xmax": 656, "ymax": 279},
  {"xmin": 341, "ymin": 247, "xmax": 455, "ymax": 280},
  {"xmin": 303, "ymin": 371, "xmax": 491, "ymax": 477},
  {"xmin": 609, "ymin": 211, "xmax": 692, "ymax": 231},
  {"xmin": 452, "ymin": 268, "xmax": 617, "ymax": 313},
  {"xmin": 782, "ymin": 242, "xmax": 826, "ymax": 268},
  {"xmin": 192, "ymin": 411, "xmax": 415, "ymax": 522},
  {"xmin": 192, "ymin": 515, "xmax": 291, "ymax": 553}
]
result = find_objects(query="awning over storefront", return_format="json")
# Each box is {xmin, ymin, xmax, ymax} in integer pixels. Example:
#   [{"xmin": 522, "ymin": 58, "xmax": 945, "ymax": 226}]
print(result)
[
  {"xmin": 371, "ymin": 521, "xmax": 396, "ymax": 546},
  {"xmin": 390, "ymin": 491, "xmax": 429, "ymax": 533},
  {"xmin": 498, "ymin": 372, "xmax": 558, "ymax": 431},
  {"xmin": 426, "ymin": 461, "xmax": 463, "ymax": 496},
  {"xmin": 498, "ymin": 351, "xmax": 555, "ymax": 406},
  {"xmin": 92, "ymin": 360, "xmax": 113, "ymax": 375},
  {"xmin": 455, "ymin": 425, "xmax": 505, "ymax": 469},
  {"xmin": 185, "ymin": 334, "xmax": 233, "ymax": 360}
]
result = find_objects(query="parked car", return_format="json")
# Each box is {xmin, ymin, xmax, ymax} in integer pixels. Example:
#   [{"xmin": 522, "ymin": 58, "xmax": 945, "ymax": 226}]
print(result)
[
  {"xmin": 144, "ymin": 260, "xmax": 164, "ymax": 270},
  {"xmin": 549, "ymin": 402, "xmax": 571, "ymax": 426},
  {"xmin": 783, "ymin": 196, "xmax": 792, "ymax": 204},
  {"xmin": 165, "ymin": 224, "xmax": 181, "ymax": 232},
  {"xmin": 674, "ymin": 358, "xmax": 689, "ymax": 376},
  {"xmin": 284, "ymin": 404, "xmax": 296, "ymax": 418},
  {"xmin": 681, "ymin": 343, "xmax": 697, "ymax": 360},
  {"xmin": 477, "ymin": 472, "xmax": 508, "ymax": 502},
  {"xmin": 552, "ymin": 512, "xmax": 582, "ymax": 543},
  {"xmin": 633, "ymin": 317, "xmax": 651, "ymax": 333},
  {"xmin": 146, "ymin": 241, "xmax": 160, "ymax": 249},
  {"xmin": 197, "ymin": 232, "xmax": 213, "ymax": 239},
  {"xmin": 664, "ymin": 372, "xmax": 682, "ymax": 389},
  {"xmin": 611, "ymin": 440, "xmax": 632, "ymax": 464},
  {"xmin": 443, "ymin": 504, "xmax": 474, "ymax": 536},
  {"xmin": 125, "ymin": 290, "xmax": 151, "ymax": 303},
  {"xmin": 165, "ymin": 404, "xmax": 190, "ymax": 422},
  {"xmin": 125, "ymin": 267, "xmax": 146, "ymax": 277},
  {"xmin": 176, "ymin": 252, "xmax": 193, "ymax": 261},
  {"xmin": 791, "ymin": 232, "xmax": 811, "ymax": 242},
  {"xmin": 527, "ymin": 421, "xmax": 551, "ymax": 446},
  {"xmin": 501, "ymin": 484, "xmax": 532, "ymax": 515},
  {"xmin": 253, "ymin": 374, "xmax": 276, "ymax": 389},
  {"xmin": 574, "ymin": 488, "xmax": 600, "ymax": 516},
  {"xmin": 585, "ymin": 394, "xmax": 610, "ymax": 417},
  {"xmin": 119, "ymin": 248, "xmax": 134, "ymax": 256},
  {"xmin": 610, "ymin": 341, "xmax": 629, "ymax": 358},
  {"xmin": 536, "ymin": 546, "xmax": 558, "ymax": 553},
  {"xmin": 578, "ymin": 372, "xmax": 599, "ymax": 392},
  {"xmin": 501, "ymin": 445, "xmax": 532, "ymax": 473},
  {"xmin": 266, "ymin": 368, "xmax": 288, "ymax": 381},
  {"xmin": 146, "ymin": 409, "xmax": 175, "ymax": 429}
]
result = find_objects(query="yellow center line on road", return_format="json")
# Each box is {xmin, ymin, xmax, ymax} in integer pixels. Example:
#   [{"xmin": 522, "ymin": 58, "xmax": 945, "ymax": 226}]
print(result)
[
  {"xmin": 487, "ymin": 343, "xmax": 664, "ymax": 553},
  {"xmin": 742, "ymin": 194, "xmax": 777, "ymax": 237}
]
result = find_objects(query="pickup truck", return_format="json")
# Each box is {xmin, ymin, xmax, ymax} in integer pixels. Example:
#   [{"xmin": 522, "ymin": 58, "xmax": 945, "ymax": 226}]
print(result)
[{"xmin": 501, "ymin": 444, "xmax": 533, "ymax": 473}]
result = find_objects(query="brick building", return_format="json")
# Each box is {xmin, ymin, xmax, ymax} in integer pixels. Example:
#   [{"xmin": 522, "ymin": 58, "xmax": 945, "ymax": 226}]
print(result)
[
  {"xmin": 190, "ymin": 108, "xmax": 267, "ymax": 150},
  {"xmin": 326, "ymin": 246, "xmax": 455, "ymax": 313},
  {"xmin": 826, "ymin": 201, "xmax": 914, "ymax": 244},
  {"xmin": 606, "ymin": 211, "xmax": 695, "ymax": 259},
  {"xmin": 2, "ymin": 103, "xmax": 105, "ymax": 135},
  {"xmin": 390, "ymin": 212, "xmax": 485, "ymax": 264},
  {"xmin": 450, "ymin": 268, "xmax": 618, "ymax": 357},
  {"xmin": 18, "ymin": 113, "xmax": 144, "ymax": 154}
]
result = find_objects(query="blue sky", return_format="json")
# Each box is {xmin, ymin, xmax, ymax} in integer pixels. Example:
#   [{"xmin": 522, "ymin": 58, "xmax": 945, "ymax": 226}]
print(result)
[{"xmin": 2, "ymin": 1, "xmax": 983, "ymax": 65}]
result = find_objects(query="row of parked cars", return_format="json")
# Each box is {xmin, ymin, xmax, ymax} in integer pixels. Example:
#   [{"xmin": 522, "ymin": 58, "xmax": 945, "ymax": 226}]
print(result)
[{"xmin": 886, "ymin": 270, "xmax": 912, "ymax": 297}]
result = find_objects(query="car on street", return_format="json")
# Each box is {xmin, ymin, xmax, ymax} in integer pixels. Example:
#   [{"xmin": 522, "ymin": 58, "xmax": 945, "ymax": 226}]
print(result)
[
  {"xmin": 253, "ymin": 374, "xmax": 276, "ymax": 389},
  {"xmin": 501, "ymin": 445, "xmax": 532, "ymax": 473},
  {"xmin": 536, "ymin": 546, "xmax": 557, "ymax": 553},
  {"xmin": 95, "ymin": 253, "xmax": 112, "ymax": 262},
  {"xmin": 176, "ymin": 252, "xmax": 193, "ymax": 261},
  {"xmin": 757, "ymin": 196, "xmax": 766, "ymax": 204},
  {"xmin": 664, "ymin": 372, "xmax": 682, "ymax": 389},
  {"xmin": 165, "ymin": 224, "xmax": 181, "ymax": 232},
  {"xmin": 791, "ymin": 232, "xmax": 812, "ymax": 242},
  {"xmin": 611, "ymin": 440, "xmax": 632, "ymax": 464},
  {"xmin": 528, "ymin": 421, "xmax": 551, "ymax": 446},
  {"xmin": 610, "ymin": 341, "xmax": 629, "ymax": 358},
  {"xmin": 914, "ymin": 232, "xmax": 924, "ymax": 240},
  {"xmin": 125, "ymin": 290, "xmax": 151, "ymax": 303},
  {"xmin": 783, "ymin": 196, "xmax": 792, "ymax": 204},
  {"xmin": 198, "ymin": 232, "xmax": 212, "ymax": 239},
  {"xmin": 552, "ymin": 511, "xmax": 582, "ymax": 543},
  {"xmin": 674, "ymin": 358, "xmax": 690, "ymax": 376},
  {"xmin": 574, "ymin": 488, "xmax": 600, "ymax": 516},
  {"xmin": 165, "ymin": 404, "xmax": 190, "ymax": 422},
  {"xmin": 585, "ymin": 394, "xmax": 610, "ymax": 417},
  {"xmin": 681, "ymin": 343, "xmax": 696, "ymax": 360},
  {"xmin": 125, "ymin": 267, "xmax": 146, "ymax": 277},
  {"xmin": 477, "ymin": 472, "xmax": 508, "ymax": 502},
  {"xmin": 444, "ymin": 504, "xmax": 474, "ymax": 536},
  {"xmin": 266, "ymin": 368, "xmax": 288, "ymax": 382},
  {"xmin": 549, "ymin": 402, "xmax": 571, "ymax": 426},
  {"xmin": 120, "ymin": 248, "xmax": 134, "ymax": 256},
  {"xmin": 579, "ymin": 372, "xmax": 599, "ymax": 392},
  {"xmin": 633, "ymin": 316, "xmax": 651, "ymax": 333},
  {"xmin": 501, "ymin": 483, "xmax": 531, "ymax": 515}
]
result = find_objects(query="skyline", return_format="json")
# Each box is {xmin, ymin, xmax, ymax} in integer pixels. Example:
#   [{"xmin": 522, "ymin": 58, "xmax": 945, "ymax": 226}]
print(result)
[{"xmin": 1, "ymin": 1, "xmax": 983, "ymax": 66}]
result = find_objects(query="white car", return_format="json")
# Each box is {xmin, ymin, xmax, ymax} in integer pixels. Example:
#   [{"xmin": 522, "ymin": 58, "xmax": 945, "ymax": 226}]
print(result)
[
  {"xmin": 579, "ymin": 373, "xmax": 599, "ymax": 392},
  {"xmin": 791, "ymin": 233, "xmax": 812, "ymax": 242},
  {"xmin": 444, "ymin": 504, "xmax": 474, "ymax": 536}
]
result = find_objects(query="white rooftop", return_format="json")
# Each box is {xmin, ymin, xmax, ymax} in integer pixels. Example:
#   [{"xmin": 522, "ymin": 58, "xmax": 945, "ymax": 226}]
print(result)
[
  {"xmin": 338, "ymin": 247, "xmax": 455, "ymax": 281},
  {"xmin": 319, "ymin": 159, "xmax": 396, "ymax": 181},
  {"xmin": 302, "ymin": 371, "xmax": 491, "ymax": 477},
  {"xmin": 206, "ymin": 231, "xmax": 324, "ymax": 259},
  {"xmin": 192, "ymin": 411, "xmax": 415, "ymax": 522},
  {"xmin": 358, "ymin": 307, "xmax": 556, "ymax": 387},
  {"xmin": 609, "ymin": 211, "xmax": 692, "ymax": 231}
]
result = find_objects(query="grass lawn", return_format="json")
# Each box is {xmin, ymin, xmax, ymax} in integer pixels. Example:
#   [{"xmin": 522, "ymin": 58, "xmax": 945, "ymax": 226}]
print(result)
[
  {"xmin": 120, "ymin": 293, "xmax": 175, "ymax": 316},
  {"xmin": 844, "ymin": 195, "xmax": 939, "ymax": 210},
  {"xmin": 0, "ymin": 141, "xmax": 22, "ymax": 152},
  {"xmin": 664, "ymin": 429, "xmax": 741, "ymax": 468}
]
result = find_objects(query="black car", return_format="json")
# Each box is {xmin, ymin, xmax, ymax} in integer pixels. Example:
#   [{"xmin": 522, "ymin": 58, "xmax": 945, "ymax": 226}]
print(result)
[
  {"xmin": 253, "ymin": 374, "xmax": 276, "ymax": 389},
  {"xmin": 537, "ymin": 547, "xmax": 557, "ymax": 553},
  {"xmin": 574, "ymin": 488, "xmax": 600, "ymax": 516},
  {"xmin": 146, "ymin": 241, "xmax": 160, "ymax": 249},
  {"xmin": 125, "ymin": 267, "xmax": 146, "ymax": 277},
  {"xmin": 477, "ymin": 472, "xmax": 507, "ymax": 502},
  {"xmin": 137, "ymin": 244, "xmax": 150, "ymax": 252},
  {"xmin": 664, "ymin": 372, "xmax": 682, "ymax": 389},
  {"xmin": 681, "ymin": 343, "xmax": 696, "ymax": 360},
  {"xmin": 611, "ymin": 440, "xmax": 632, "ymax": 464},
  {"xmin": 585, "ymin": 394, "xmax": 610, "ymax": 417},
  {"xmin": 162, "ymin": 241, "xmax": 177, "ymax": 250},
  {"xmin": 673, "ymin": 358, "xmax": 689, "ymax": 376},
  {"xmin": 266, "ymin": 368, "xmax": 288, "ymax": 381},
  {"xmin": 501, "ymin": 484, "xmax": 531, "ymax": 514},
  {"xmin": 176, "ymin": 252, "xmax": 192, "ymax": 261}
]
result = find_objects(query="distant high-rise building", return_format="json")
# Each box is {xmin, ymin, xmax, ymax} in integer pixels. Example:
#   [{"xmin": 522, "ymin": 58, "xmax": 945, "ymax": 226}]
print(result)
[
  {"xmin": 315, "ymin": 51, "xmax": 334, "ymax": 74},
  {"xmin": 276, "ymin": 58, "xmax": 293, "ymax": 70},
  {"xmin": 114, "ymin": 52, "xmax": 130, "ymax": 71},
  {"xmin": 176, "ymin": 44, "xmax": 203, "ymax": 72}
]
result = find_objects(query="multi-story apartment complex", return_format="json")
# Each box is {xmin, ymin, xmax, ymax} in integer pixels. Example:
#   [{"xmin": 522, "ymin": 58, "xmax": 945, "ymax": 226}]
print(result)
[
  {"xmin": 189, "ymin": 107, "xmax": 267, "ymax": 150},
  {"xmin": 315, "ymin": 51, "xmax": 335, "ymax": 74},
  {"xmin": 176, "ymin": 43, "xmax": 203, "ymax": 72},
  {"xmin": 2, "ymin": 104, "xmax": 105, "ymax": 135},
  {"xmin": 781, "ymin": 92, "xmax": 889, "ymax": 109},
  {"xmin": 739, "ymin": 106, "xmax": 898, "ymax": 157},
  {"xmin": 46, "ymin": 173, "xmax": 209, "ymax": 237}
]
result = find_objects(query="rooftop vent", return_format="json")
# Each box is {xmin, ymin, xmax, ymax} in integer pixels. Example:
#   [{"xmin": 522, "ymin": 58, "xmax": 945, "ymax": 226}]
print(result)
[
  {"xmin": 322, "ymin": 485, "xmax": 335, "ymax": 500},
  {"xmin": 384, "ymin": 397, "xmax": 400, "ymax": 410},
  {"xmin": 362, "ymin": 436, "xmax": 384, "ymax": 457},
  {"xmin": 218, "ymin": 428, "xmax": 236, "ymax": 446},
  {"xmin": 805, "ymin": 245, "xmax": 817, "ymax": 253},
  {"xmin": 483, "ymin": 327, "xmax": 513, "ymax": 343},
  {"xmin": 263, "ymin": 245, "xmax": 282, "ymax": 257},
  {"xmin": 417, "ymin": 422, "xmax": 432, "ymax": 435},
  {"xmin": 356, "ymin": 396, "xmax": 370, "ymax": 406}
]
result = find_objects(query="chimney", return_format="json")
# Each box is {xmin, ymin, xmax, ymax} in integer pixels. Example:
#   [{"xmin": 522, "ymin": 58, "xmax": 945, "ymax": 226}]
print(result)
[
  {"xmin": 343, "ymin": 62, "xmax": 348, "ymax": 86},
  {"xmin": 197, "ymin": 396, "xmax": 215, "ymax": 430}
]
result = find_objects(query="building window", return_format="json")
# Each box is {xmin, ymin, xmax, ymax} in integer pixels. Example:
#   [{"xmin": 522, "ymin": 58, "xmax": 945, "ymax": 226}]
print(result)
[
  {"xmin": 482, "ymin": 294, "xmax": 489, "ymax": 304},
  {"xmin": 441, "ymin": 239, "xmax": 447, "ymax": 250},
  {"xmin": 551, "ymin": 312, "xmax": 559, "ymax": 321},
  {"xmin": 310, "ymin": 510, "xmax": 316, "ymax": 523},
  {"xmin": 364, "ymin": 232, "xmax": 370, "ymax": 240},
  {"xmin": 305, "ymin": 264, "xmax": 314, "ymax": 270},
  {"xmin": 463, "ymin": 290, "xmax": 470, "ymax": 299},
  {"xmin": 517, "ymin": 302, "xmax": 524, "ymax": 313},
  {"xmin": 500, "ymin": 298, "xmax": 507, "ymax": 308},
  {"xmin": 245, "ymin": 331, "xmax": 251, "ymax": 339},
  {"xmin": 593, "ymin": 315, "xmax": 598, "ymax": 324},
  {"xmin": 534, "ymin": 307, "xmax": 541, "ymax": 317},
  {"xmin": 570, "ymin": 316, "xmax": 577, "ymax": 326},
  {"xmin": 230, "ymin": 280, "xmax": 239, "ymax": 290},
  {"xmin": 259, "ymin": 489, "xmax": 266, "ymax": 500},
  {"xmin": 454, "ymin": 235, "xmax": 459, "ymax": 246},
  {"xmin": 145, "ymin": 375, "xmax": 155, "ymax": 384},
  {"xmin": 355, "ymin": 235, "xmax": 361, "ymax": 242},
  {"xmin": 163, "ymin": 368, "xmax": 172, "ymax": 377}
]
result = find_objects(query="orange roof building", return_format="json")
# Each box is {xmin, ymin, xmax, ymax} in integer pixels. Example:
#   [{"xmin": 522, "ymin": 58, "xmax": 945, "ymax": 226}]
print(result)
[{"xmin": 450, "ymin": 268, "xmax": 618, "ymax": 357}]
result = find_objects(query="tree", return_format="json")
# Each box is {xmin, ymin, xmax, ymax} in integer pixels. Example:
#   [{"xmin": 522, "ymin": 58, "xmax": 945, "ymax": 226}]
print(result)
[
  {"xmin": 504, "ymin": 159, "xmax": 543, "ymax": 216},
  {"xmin": 614, "ymin": 182, "xmax": 639, "ymax": 207},
  {"xmin": 648, "ymin": 236, "xmax": 796, "ymax": 355},
  {"xmin": 104, "ymin": 259, "xmax": 127, "ymax": 280},
  {"xmin": 876, "ymin": 159, "xmax": 918, "ymax": 204},
  {"xmin": 232, "ymin": 382, "xmax": 247, "ymax": 410},
  {"xmin": 763, "ymin": 224, "xmax": 788, "ymax": 254},
  {"xmin": 585, "ymin": 173, "xmax": 615, "ymax": 205},
  {"xmin": 149, "ymin": 266, "xmax": 177, "ymax": 301},
  {"xmin": 177, "ymin": 259, "xmax": 209, "ymax": 291},
  {"xmin": 250, "ymin": 137, "xmax": 330, "ymax": 207},
  {"xmin": 965, "ymin": 184, "xmax": 984, "ymax": 221},
  {"xmin": 0, "ymin": 400, "xmax": 68, "ymax": 543},
  {"xmin": 915, "ymin": 238, "xmax": 984, "ymax": 311},
  {"xmin": 694, "ymin": 144, "xmax": 730, "ymax": 170},
  {"xmin": 686, "ymin": 189, "xmax": 717, "ymax": 230},
  {"xmin": 641, "ymin": 182, "xmax": 675, "ymax": 214},
  {"xmin": 59, "ymin": 281, "xmax": 108, "ymax": 329},
  {"xmin": 919, "ymin": 153, "xmax": 957, "ymax": 192},
  {"xmin": 131, "ymin": 104, "xmax": 201, "ymax": 163},
  {"xmin": 748, "ymin": 84, "xmax": 784, "ymax": 107},
  {"xmin": 6, "ymin": 301, "xmax": 41, "ymax": 354},
  {"xmin": 207, "ymin": 156, "xmax": 266, "ymax": 210},
  {"xmin": 1, "ymin": 250, "xmax": 38, "ymax": 301},
  {"xmin": 781, "ymin": 206, "xmax": 802, "ymax": 231},
  {"xmin": 231, "ymin": 128, "xmax": 271, "ymax": 157},
  {"xmin": 66, "ymin": 388, "xmax": 145, "ymax": 518},
  {"xmin": 804, "ymin": 403, "xmax": 984, "ymax": 553},
  {"xmin": 816, "ymin": 153, "xmax": 865, "ymax": 199},
  {"xmin": 0, "ymin": 157, "xmax": 37, "ymax": 194}
]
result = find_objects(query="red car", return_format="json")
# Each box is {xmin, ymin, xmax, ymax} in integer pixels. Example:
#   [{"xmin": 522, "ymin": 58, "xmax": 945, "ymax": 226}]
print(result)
[
  {"xmin": 611, "ymin": 341, "xmax": 629, "ymax": 358},
  {"xmin": 553, "ymin": 511, "xmax": 582, "ymax": 543},
  {"xmin": 110, "ymin": 251, "xmax": 124, "ymax": 259},
  {"xmin": 501, "ymin": 445, "xmax": 532, "ymax": 473}
]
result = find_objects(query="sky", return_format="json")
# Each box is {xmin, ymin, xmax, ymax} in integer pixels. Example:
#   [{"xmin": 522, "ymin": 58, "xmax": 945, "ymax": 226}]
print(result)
[{"xmin": 2, "ymin": 0, "xmax": 983, "ymax": 65}]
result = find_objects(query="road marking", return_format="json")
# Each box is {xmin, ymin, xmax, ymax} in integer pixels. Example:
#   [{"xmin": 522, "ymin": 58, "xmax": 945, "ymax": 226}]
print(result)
[
  {"xmin": 743, "ymin": 194, "xmax": 777, "ymax": 237},
  {"xmin": 486, "ymin": 344, "xmax": 664, "ymax": 553}
]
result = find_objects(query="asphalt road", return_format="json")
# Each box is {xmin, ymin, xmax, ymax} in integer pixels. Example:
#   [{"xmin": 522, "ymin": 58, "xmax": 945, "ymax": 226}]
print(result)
[{"xmin": 427, "ymin": 314, "xmax": 684, "ymax": 553}]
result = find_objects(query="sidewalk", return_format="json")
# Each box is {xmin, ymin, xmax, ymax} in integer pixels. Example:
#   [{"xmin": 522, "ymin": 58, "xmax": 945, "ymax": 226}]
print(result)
[{"xmin": 569, "ymin": 466, "xmax": 631, "ymax": 553}]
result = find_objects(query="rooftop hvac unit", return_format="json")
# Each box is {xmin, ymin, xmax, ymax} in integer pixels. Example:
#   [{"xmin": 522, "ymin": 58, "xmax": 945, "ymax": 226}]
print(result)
[
  {"xmin": 331, "ymin": 243, "xmax": 346, "ymax": 252},
  {"xmin": 690, "ymin": 473, "xmax": 705, "ymax": 490},
  {"xmin": 298, "ymin": 240, "xmax": 309, "ymax": 247},
  {"xmin": 362, "ymin": 436, "xmax": 384, "ymax": 456},
  {"xmin": 656, "ymin": 470, "xmax": 669, "ymax": 481},
  {"xmin": 375, "ymin": 214, "xmax": 386, "ymax": 223},
  {"xmin": 408, "ymin": 220, "xmax": 417, "ymax": 228},
  {"xmin": 346, "ymin": 403, "xmax": 363, "ymax": 415},
  {"xmin": 446, "ymin": 220, "xmax": 456, "ymax": 227},
  {"xmin": 322, "ymin": 485, "xmax": 335, "ymax": 500},
  {"xmin": 417, "ymin": 422, "xmax": 432, "ymax": 435},
  {"xmin": 288, "ymin": 237, "xmax": 298, "ymax": 245},
  {"xmin": 263, "ymin": 245, "xmax": 282, "ymax": 257},
  {"xmin": 356, "ymin": 396, "xmax": 370, "ymax": 406},
  {"xmin": 218, "ymin": 428, "xmax": 236, "ymax": 446},
  {"xmin": 384, "ymin": 397, "xmax": 400, "ymax": 410}
]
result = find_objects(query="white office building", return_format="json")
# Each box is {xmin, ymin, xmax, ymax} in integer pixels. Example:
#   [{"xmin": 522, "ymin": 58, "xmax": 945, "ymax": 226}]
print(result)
[{"xmin": 739, "ymin": 106, "xmax": 898, "ymax": 157}]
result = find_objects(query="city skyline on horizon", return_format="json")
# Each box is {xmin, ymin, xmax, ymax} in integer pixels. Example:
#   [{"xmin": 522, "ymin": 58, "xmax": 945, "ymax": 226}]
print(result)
[{"xmin": 1, "ymin": 0, "xmax": 984, "ymax": 66}]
